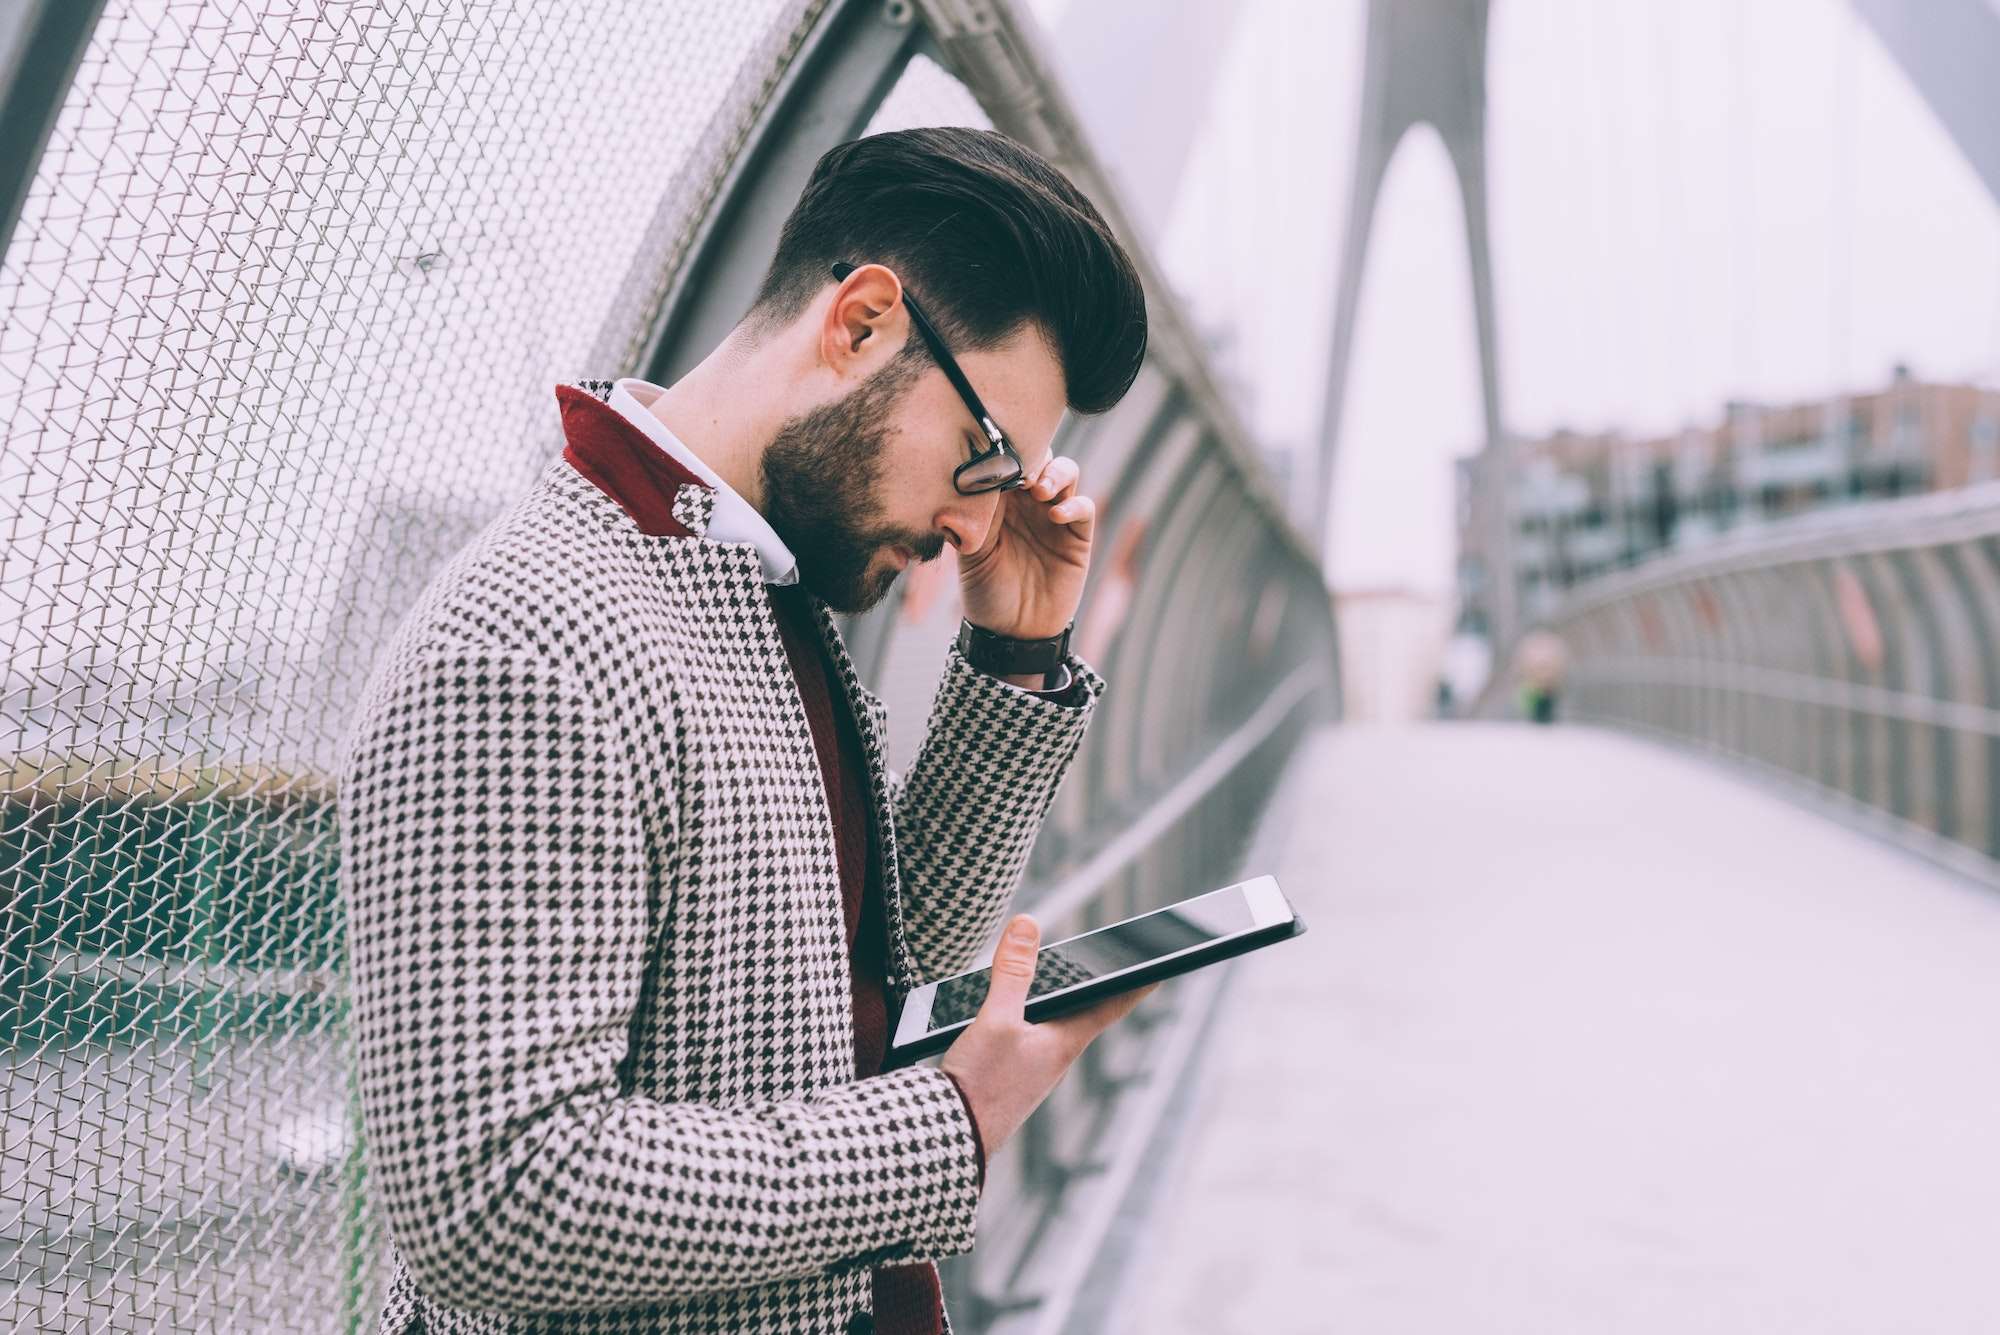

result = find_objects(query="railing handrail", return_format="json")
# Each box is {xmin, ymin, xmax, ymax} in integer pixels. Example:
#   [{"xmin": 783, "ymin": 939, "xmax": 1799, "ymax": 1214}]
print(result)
[
  {"xmin": 1552, "ymin": 478, "xmax": 2000, "ymax": 620},
  {"xmin": 1573, "ymin": 656, "xmax": 2000, "ymax": 738},
  {"xmin": 1025, "ymin": 660, "xmax": 1326, "ymax": 927}
]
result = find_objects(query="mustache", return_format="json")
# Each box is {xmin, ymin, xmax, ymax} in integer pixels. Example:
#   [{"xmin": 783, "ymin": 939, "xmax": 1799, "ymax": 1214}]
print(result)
[{"xmin": 903, "ymin": 532, "xmax": 949, "ymax": 563}]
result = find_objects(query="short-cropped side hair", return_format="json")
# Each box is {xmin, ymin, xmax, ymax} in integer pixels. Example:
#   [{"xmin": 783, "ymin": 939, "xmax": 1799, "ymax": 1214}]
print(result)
[{"xmin": 750, "ymin": 127, "xmax": 1148, "ymax": 415}]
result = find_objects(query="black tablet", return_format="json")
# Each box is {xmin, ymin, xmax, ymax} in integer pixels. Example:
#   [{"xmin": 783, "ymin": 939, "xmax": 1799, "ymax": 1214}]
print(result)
[{"xmin": 885, "ymin": 874, "xmax": 1306, "ymax": 1067}]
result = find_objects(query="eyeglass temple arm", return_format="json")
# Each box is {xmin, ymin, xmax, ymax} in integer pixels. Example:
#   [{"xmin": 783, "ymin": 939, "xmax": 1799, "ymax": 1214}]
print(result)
[{"xmin": 830, "ymin": 261, "xmax": 1006, "ymax": 447}]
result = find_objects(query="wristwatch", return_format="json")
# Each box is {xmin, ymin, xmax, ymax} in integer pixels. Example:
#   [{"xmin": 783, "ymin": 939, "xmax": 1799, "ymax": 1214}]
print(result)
[{"xmin": 956, "ymin": 618, "xmax": 1074, "ymax": 692}]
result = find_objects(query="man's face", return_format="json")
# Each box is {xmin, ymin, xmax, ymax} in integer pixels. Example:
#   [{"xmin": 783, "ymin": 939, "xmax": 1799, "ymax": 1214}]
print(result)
[{"xmin": 761, "ymin": 323, "xmax": 1068, "ymax": 614}]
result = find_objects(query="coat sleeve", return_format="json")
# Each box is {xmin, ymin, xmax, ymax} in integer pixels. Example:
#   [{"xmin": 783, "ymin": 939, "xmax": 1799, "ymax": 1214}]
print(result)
[
  {"xmin": 337, "ymin": 646, "xmax": 982, "ymax": 1313},
  {"xmin": 888, "ymin": 643, "xmax": 1107, "ymax": 983}
]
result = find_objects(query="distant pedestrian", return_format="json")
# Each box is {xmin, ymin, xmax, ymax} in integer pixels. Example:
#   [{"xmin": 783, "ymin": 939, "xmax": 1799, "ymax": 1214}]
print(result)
[{"xmin": 1515, "ymin": 628, "xmax": 1568, "ymax": 725}]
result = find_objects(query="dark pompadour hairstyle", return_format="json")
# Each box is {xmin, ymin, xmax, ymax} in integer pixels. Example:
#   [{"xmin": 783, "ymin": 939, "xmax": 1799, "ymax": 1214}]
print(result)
[{"xmin": 749, "ymin": 126, "xmax": 1148, "ymax": 415}]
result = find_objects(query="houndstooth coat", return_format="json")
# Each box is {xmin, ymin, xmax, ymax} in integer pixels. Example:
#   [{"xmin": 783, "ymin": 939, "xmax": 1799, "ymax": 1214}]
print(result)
[{"xmin": 336, "ymin": 382, "xmax": 1106, "ymax": 1334}]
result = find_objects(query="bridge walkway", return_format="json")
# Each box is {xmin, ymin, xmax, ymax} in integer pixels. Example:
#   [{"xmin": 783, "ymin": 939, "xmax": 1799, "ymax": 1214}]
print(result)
[{"xmin": 1109, "ymin": 723, "xmax": 2000, "ymax": 1334}]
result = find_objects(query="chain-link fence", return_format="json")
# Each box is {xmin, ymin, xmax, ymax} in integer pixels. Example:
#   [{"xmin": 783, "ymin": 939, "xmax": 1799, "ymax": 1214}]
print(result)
[{"xmin": 2, "ymin": 2, "xmax": 827, "ymax": 1326}]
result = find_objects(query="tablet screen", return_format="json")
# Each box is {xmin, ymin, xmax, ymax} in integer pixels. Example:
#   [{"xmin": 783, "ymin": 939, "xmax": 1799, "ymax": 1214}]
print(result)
[{"xmin": 923, "ymin": 886, "xmax": 1262, "ymax": 1032}]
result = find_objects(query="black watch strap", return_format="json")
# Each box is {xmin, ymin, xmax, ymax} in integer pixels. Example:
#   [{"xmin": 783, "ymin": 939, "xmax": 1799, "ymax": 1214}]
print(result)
[{"xmin": 956, "ymin": 618, "xmax": 1072, "ymax": 677}]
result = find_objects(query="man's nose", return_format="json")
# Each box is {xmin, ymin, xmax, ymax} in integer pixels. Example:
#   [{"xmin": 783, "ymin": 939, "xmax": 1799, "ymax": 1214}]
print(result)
[{"xmin": 941, "ymin": 496, "xmax": 999, "ymax": 556}]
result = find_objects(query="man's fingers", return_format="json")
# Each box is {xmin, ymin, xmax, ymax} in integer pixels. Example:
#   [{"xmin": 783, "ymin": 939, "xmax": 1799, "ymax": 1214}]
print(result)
[
  {"xmin": 1031, "ymin": 456, "xmax": 1080, "ymax": 501},
  {"xmin": 1046, "ymin": 980, "xmax": 1159, "ymax": 1046},
  {"xmin": 1088, "ymin": 980, "xmax": 1158, "ymax": 1026},
  {"xmin": 979, "ymin": 915, "xmax": 1040, "ymax": 1021},
  {"xmin": 1050, "ymin": 494, "xmax": 1094, "ymax": 531}
]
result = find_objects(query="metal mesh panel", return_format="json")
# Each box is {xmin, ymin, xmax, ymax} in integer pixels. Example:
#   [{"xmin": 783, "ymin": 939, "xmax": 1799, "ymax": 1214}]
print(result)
[
  {"xmin": 0, "ymin": 0, "xmax": 825, "ymax": 1327},
  {"xmin": 865, "ymin": 51, "xmax": 992, "ymax": 138}
]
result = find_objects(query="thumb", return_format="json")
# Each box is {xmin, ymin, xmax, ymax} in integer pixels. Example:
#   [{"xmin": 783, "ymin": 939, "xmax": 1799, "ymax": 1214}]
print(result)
[{"xmin": 980, "ymin": 915, "xmax": 1040, "ymax": 1021}]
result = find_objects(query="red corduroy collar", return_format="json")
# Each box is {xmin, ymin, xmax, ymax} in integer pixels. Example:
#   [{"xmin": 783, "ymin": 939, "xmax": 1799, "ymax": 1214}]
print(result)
[{"xmin": 554, "ymin": 383, "xmax": 713, "ymax": 539}]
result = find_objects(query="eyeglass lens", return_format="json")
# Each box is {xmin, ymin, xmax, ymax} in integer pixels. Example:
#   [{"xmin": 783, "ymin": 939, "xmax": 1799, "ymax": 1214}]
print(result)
[{"xmin": 961, "ymin": 449, "xmax": 1024, "ymax": 492}]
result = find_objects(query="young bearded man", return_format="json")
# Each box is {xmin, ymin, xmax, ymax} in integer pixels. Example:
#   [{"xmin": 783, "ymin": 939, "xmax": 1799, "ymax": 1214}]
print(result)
[{"xmin": 337, "ymin": 127, "xmax": 1153, "ymax": 1335}]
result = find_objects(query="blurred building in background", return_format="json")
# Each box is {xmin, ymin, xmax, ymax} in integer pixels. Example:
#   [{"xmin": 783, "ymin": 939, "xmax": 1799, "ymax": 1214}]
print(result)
[
  {"xmin": 1457, "ymin": 367, "xmax": 2000, "ymax": 632},
  {"xmin": 1333, "ymin": 585, "xmax": 1454, "ymax": 722}
]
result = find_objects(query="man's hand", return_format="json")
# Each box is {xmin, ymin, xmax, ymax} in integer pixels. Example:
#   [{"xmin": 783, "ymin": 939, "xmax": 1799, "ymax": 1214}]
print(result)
[
  {"xmin": 956, "ymin": 455, "xmax": 1093, "ymax": 642},
  {"xmin": 940, "ymin": 913, "xmax": 1156, "ymax": 1157}
]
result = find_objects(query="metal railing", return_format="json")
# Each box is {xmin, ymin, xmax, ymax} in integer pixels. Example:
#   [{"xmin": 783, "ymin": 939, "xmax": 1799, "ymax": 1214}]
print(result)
[
  {"xmin": 0, "ymin": 1, "xmax": 1338, "ymax": 1329},
  {"xmin": 1545, "ymin": 480, "xmax": 2000, "ymax": 890}
]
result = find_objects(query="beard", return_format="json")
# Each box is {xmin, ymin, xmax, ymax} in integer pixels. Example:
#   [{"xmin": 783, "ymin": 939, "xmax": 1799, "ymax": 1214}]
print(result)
[{"xmin": 760, "ymin": 357, "xmax": 948, "ymax": 614}]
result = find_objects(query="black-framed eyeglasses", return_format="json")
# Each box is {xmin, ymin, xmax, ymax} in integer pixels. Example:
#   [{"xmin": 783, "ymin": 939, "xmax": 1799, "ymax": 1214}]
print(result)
[{"xmin": 831, "ymin": 261, "xmax": 1028, "ymax": 495}]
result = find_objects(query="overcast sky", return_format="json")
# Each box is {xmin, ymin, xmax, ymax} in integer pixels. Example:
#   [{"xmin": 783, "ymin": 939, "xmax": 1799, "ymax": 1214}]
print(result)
[{"xmin": 1035, "ymin": 0, "xmax": 2000, "ymax": 596}]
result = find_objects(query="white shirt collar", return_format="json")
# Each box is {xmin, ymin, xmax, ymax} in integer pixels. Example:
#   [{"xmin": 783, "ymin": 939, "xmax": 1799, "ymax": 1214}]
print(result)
[{"xmin": 607, "ymin": 377, "xmax": 799, "ymax": 586}]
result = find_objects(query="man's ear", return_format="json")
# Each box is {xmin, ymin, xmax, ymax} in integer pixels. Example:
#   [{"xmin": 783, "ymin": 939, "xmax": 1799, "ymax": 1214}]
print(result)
[{"xmin": 822, "ymin": 262, "xmax": 907, "ymax": 372}]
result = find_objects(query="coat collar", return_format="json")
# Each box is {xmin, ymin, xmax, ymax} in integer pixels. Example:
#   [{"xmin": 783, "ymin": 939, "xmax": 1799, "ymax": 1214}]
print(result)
[
  {"xmin": 555, "ymin": 379, "xmax": 716, "ymax": 540},
  {"xmin": 605, "ymin": 378, "xmax": 799, "ymax": 585}
]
